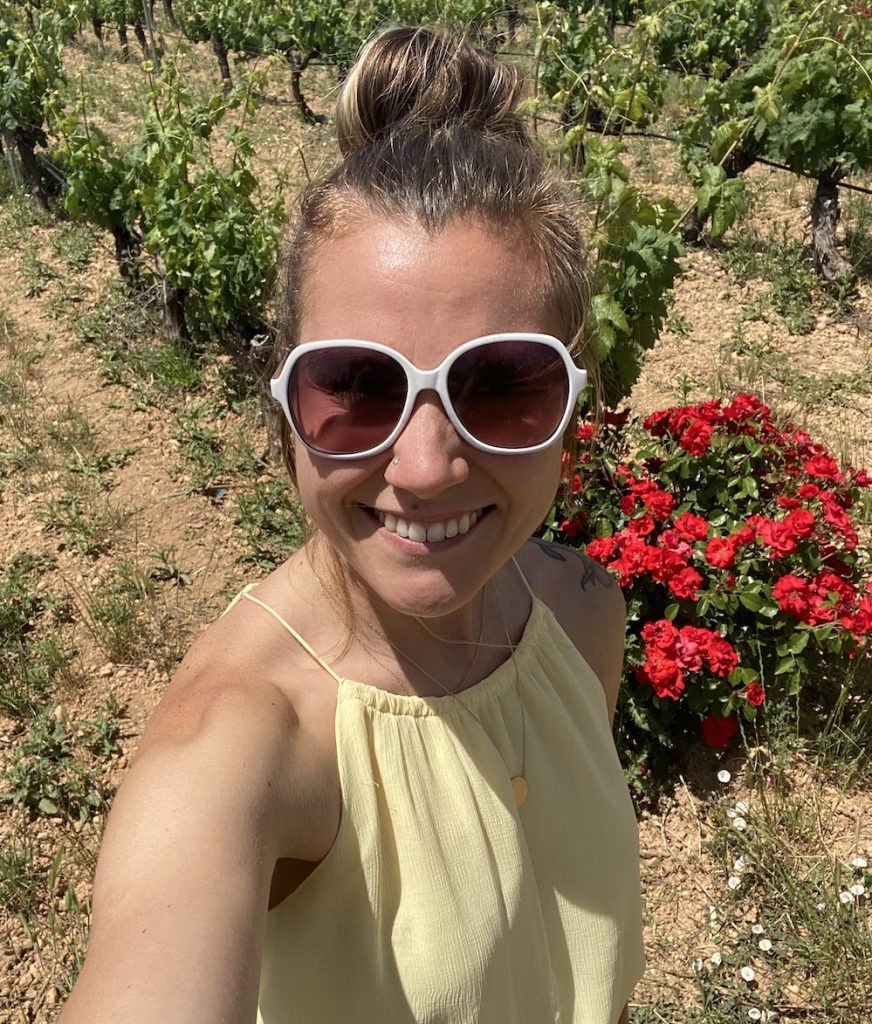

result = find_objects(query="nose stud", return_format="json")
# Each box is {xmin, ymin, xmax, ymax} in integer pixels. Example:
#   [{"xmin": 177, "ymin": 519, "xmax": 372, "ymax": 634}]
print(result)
[{"xmin": 392, "ymin": 458, "xmax": 400, "ymax": 465}]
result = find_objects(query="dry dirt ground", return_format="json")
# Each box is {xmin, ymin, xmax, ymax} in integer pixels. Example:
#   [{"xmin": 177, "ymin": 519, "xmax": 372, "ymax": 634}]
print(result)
[{"xmin": 1, "ymin": 39, "xmax": 871, "ymax": 1024}]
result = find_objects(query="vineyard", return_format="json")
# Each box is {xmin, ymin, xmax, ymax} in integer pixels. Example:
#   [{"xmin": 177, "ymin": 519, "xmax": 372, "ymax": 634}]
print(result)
[{"xmin": 1, "ymin": 0, "xmax": 871, "ymax": 1021}]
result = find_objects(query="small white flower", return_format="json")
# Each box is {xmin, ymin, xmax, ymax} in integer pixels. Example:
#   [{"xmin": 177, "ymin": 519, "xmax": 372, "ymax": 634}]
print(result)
[
  {"xmin": 692, "ymin": 957, "xmax": 703, "ymax": 973},
  {"xmin": 751, "ymin": 923, "xmax": 765, "ymax": 935},
  {"xmin": 727, "ymin": 808, "xmax": 737, "ymax": 819},
  {"xmin": 735, "ymin": 800, "xmax": 749, "ymax": 815},
  {"xmin": 758, "ymin": 938, "xmax": 773, "ymax": 952},
  {"xmin": 740, "ymin": 965, "xmax": 756, "ymax": 983},
  {"xmin": 728, "ymin": 875, "xmax": 742, "ymax": 890},
  {"xmin": 849, "ymin": 856, "xmax": 868, "ymax": 869},
  {"xmin": 766, "ymin": 1011, "xmax": 780, "ymax": 1022},
  {"xmin": 849, "ymin": 883, "xmax": 866, "ymax": 897},
  {"xmin": 839, "ymin": 890, "xmax": 854, "ymax": 905},
  {"xmin": 816, "ymin": 901, "xmax": 826, "ymax": 910},
  {"xmin": 709, "ymin": 905, "xmax": 719, "ymax": 923},
  {"xmin": 747, "ymin": 1010, "xmax": 762, "ymax": 1021},
  {"xmin": 711, "ymin": 951, "xmax": 722, "ymax": 966},
  {"xmin": 717, "ymin": 769, "xmax": 732, "ymax": 783},
  {"xmin": 734, "ymin": 857, "xmax": 748, "ymax": 873},
  {"xmin": 733, "ymin": 816, "xmax": 748, "ymax": 831}
]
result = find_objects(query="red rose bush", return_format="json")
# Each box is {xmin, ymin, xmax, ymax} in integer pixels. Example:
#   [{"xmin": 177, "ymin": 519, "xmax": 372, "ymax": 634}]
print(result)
[{"xmin": 544, "ymin": 394, "xmax": 871, "ymax": 767}]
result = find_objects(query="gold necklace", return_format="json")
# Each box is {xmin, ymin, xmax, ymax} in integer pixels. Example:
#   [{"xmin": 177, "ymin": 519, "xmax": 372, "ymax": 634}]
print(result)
[
  {"xmin": 354, "ymin": 583, "xmax": 529, "ymax": 808},
  {"xmin": 309, "ymin": 549, "xmax": 529, "ymax": 807}
]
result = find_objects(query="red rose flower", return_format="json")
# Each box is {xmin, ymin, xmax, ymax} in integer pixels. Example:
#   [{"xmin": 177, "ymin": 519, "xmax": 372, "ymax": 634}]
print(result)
[
  {"xmin": 644, "ymin": 649, "xmax": 685, "ymax": 700},
  {"xmin": 619, "ymin": 495, "xmax": 637, "ymax": 517},
  {"xmin": 571, "ymin": 473, "xmax": 582, "ymax": 494},
  {"xmin": 642, "ymin": 488, "xmax": 676, "ymax": 521},
  {"xmin": 804, "ymin": 453, "xmax": 843, "ymax": 482},
  {"xmin": 576, "ymin": 423, "xmax": 594, "ymax": 441},
  {"xmin": 797, "ymin": 483, "xmax": 820, "ymax": 499},
  {"xmin": 785, "ymin": 508, "xmax": 815, "ymax": 539},
  {"xmin": 676, "ymin": 626, "xmax": 710, "ymax": 672},
  {"xmin": 627, "ymin": 514, "xmax": 656, "ymax": 537},
  {"xmin": 647, "ymin": 547, "xmax": 688, "ymax": 584},
  {"xmin": 705, "ymin": 537, "xmax": 738, "ymax": 569},
  {"xmin": 560, "ymin": 517, "xmax": 582, "ymax": 538},
  {"xmin": 668, "ymin": 567, "xmax": 704, "ymax": 601},
  {"xmin": 674, "ymin": 512, "xmax": 709, "ymax": 542},
  {"xmin": 772, "ymin": 574, "xmax": 813, "ymax": 620},
  {"xmin": 745, "ymin": 682, "xmax": 766, "ymax": 707},
  {"xmin": 641, "ymin": 618, "xmax": 679, "ymax": 652},
  {"xmin": 701, "ymin": 714, "xmax": 738, "ymax": 747},
  {"xmin": 756, "ymin": 519, "xmax": 797, "ymax": 558},
  {"xmin": 585, "ymin": 536, "xmax": 617, "ymax": 563},
  {"xmin": 679, "ymin": 420, "xmax": 714, "ymax": 455},
  {"xmin": 777, "ymin": 495, "xmax": 802, "ymax": 510},
  {"xmin": 706, "ymin": 636, "xmax": 739, "ymax": 677},
  {"xmin": 732, "ymin": 526, "xmax": 755, "ymax": 546},
  {"xmin": 659, "ymin": 528, "xmax": 693, "ymax": 559}
]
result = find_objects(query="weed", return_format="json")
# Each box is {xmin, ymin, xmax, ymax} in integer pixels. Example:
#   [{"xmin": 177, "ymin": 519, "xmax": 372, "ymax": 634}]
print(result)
[
  {"xmin": 0, "ymin": 699, "xmax": 123, "ymax": 822},
  {"xmin": 21, "ymin": 248, "xmax": 59, "ymax": 299},
  {"xmin": 45, "ymin": 399, "xmax": 98, "ymax": 455},
  {"xmin": 83, "ymin": 562, "xmax": 152, "ymax": 664},
  {"xmin": 77, "ymin": 288, "xmax": 205, "ymax": 400},
  {"xmin": 0, "ymin": 553, "xmax": 70, "ymax": 718},
  {"xmin": 148, "ymin": 547, "xmax": 193, "ymax": 586},
  {"xmin": 722, "ymin": 225, "xmax": 816, "ymax": 335},
  {"xmin": 49, "ymin": 224, "xmax": 99, "ymax": 271},
  {"xmin": 78, "ymin": 557, "xmax": 195, "ymax": 671},
  {"xmin": 0, "ymin": 836, "xmax": 41, "ymax": 917},
  {"xmin": 40, "ymin": 485, "xmax": 129, "ymax": 557},
  {"xmin": 665, "ymin": 311, "xmax": 691, "ymax": 336},
  {"xmin": 235, "ymin": 476, "xmax": 311, "ymax": 569},
  {"xmin": 0, "ymin": 192, "xmax": 48, "ymax": 246},
  {"xmin": 66, "ymin": 444, "xmax": 139, "ymax": 483}
]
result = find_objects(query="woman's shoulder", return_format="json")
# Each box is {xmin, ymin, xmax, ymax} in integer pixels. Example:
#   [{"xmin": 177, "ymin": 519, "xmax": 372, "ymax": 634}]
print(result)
[
  {"xmin": 519, "ymin": 537, "xmax": 624, "ymax": 617},
  {"xmin": 135, "ymin": 571, "xmax": 343, "ymax": 859},
  {"xmin": 518, "ymin": 538, "xmax": 626, "ymax": 719}
]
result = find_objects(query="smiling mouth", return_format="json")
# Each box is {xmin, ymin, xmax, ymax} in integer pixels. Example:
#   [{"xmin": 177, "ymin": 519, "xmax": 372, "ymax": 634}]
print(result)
[{"xmin": 370, "ymin": 507, "xmax": 489, "ymax": 543}]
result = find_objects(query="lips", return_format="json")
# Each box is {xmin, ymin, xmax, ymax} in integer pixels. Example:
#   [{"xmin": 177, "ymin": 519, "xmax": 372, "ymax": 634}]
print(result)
[{"xmin": 373, "ymin": 507, "xmax": 486, "ymax": 543}]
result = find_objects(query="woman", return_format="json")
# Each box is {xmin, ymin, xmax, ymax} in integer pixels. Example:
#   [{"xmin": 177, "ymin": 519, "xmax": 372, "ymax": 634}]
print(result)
[{"xmin": 60, "ymin": 27, "xmax": 645, "ymax": 1024}]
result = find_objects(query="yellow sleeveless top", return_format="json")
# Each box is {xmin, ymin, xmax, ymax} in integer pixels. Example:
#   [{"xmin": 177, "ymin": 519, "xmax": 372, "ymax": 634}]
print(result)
[{"xmin": 241, "ymin": 586, "xmax": 645, "ymax": 1024}]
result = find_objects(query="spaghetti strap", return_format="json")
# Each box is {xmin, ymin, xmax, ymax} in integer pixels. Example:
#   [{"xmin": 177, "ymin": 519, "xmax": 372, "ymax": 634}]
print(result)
[
  {"xmin": 239, "ymin": 589, "xmax": 344, "ymax": 686},
  {"xmin": 511, "ymin": 554, "xmax": 537, "ymax": 600}
]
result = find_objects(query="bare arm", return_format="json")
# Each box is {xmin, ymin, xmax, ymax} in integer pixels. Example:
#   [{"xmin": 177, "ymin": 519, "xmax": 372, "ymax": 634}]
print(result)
[{"xmin": 60, "ymin": 683, "xmax": 298, "ymax": 1024}]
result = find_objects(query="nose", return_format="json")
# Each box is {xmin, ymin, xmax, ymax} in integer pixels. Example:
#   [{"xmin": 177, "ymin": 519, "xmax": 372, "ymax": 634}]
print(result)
[{"xmin": 384, "ymin": 394, "xmax": 470, "ymax": 497}]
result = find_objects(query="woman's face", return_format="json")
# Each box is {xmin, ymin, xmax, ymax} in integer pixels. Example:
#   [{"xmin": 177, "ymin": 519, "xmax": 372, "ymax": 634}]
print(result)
[{"xmin": 294, "ymin": 216, "xmax": 568, "ymax": 619}]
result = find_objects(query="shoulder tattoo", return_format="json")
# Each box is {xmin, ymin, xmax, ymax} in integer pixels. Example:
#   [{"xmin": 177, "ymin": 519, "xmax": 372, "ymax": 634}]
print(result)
[{"xmin": 531, "ymin": 538, "xmax": 614, "ymax": 591}]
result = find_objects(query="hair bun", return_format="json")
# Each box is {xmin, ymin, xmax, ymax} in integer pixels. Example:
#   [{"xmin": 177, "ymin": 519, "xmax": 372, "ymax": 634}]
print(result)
[{"xmin": 335, "ymin": 27, "xmax": 526, "ymax": 155}]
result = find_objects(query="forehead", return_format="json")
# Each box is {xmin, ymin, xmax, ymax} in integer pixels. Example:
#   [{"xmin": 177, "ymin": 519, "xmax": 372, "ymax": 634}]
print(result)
[{"xmin": 298, "ymin": 217, "xmax": 561, "ymax": 359}]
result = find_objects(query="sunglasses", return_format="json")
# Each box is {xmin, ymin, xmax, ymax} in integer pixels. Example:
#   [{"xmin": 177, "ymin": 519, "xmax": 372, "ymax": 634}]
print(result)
[{"xmin": 270, "ymin": 333, "xmax": 588, "ymax": 459}]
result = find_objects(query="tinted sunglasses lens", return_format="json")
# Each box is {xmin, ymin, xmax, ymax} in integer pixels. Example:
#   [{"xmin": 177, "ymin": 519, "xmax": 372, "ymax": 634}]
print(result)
[
  {"xmin": 288, "ymin": 348, "xmax": 407, "ymax": 455},
  {"xmin": 448, "ymin": 340, "xmax": 570, "ymax": 449}
]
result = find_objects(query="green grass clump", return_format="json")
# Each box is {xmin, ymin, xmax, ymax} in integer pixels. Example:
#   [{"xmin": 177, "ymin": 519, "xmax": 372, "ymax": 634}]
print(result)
[
  {"xmin": 0, "ymin": 553, "xmax": 71, "ymax": 718},
  {"xmin": 0, "ymin": 699, "xmax": 122, "ymax": 822}
]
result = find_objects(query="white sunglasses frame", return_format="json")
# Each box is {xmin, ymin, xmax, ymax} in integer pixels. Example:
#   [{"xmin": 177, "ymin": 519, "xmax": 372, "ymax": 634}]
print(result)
[{"xmin": 270, "ymin": 332, "xmax": 588, "ymax": 459}]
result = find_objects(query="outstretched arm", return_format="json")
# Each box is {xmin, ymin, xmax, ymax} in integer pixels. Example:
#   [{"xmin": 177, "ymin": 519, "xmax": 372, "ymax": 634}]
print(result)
[{"xmin": 60, "ymin": 683, "xmax": 297, "ymax": 1024}]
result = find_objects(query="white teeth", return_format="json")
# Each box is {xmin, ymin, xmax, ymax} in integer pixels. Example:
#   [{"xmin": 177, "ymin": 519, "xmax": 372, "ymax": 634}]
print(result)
[
  {"xmin": 408, "ymin": 522, "xmax": 427, "ymax": 543},
  {"xmin": 426, "ymin": 522, "xmax": 446, "ymax": 543},
  {"xmin": 375, "ymin": 508, "xmax": 484, "ymax": 543}
]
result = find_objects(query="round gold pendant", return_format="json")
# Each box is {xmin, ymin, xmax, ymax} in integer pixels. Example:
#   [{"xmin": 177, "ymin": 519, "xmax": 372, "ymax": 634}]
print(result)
[{"xmin": 511, "ymin": 775, "xmax": 528, "ymax": 807}]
